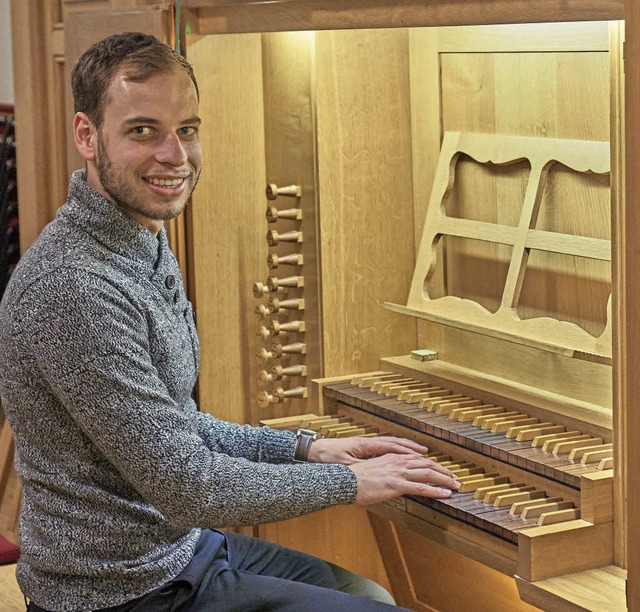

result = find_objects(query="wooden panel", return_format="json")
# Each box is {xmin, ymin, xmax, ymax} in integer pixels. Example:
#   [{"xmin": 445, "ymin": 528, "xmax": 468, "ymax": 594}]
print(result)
[
  {"xmin": 368, "ymin": 512, "xmax": 539, "ymax": 612},
  {"xmin": 518, "ymin": 520, "xmax": 613, "ymax": 582},
  {"xmin": 316, "ymin": 28, "xmax": 418, "ymax": 376},
  {"xmin": 260, "ymin": 505, "xmax": 392, "ymax": 594},
  {"xmin": 609, "ymin": 19, "xmax": 625, "ymax": 571},
  {"xmin": 405, "ymin": 25, "xmax": 613, "ymax": 424},
  {"xmin": 258, "ymin": 32, "xmax": 321, "ymax": 418},
  {"xmin": 624, "ymin": 0, "xmax": 640, "ymax": 608},
  {"xmin": 187, "ymin": 33, "xmax": 266, "ymax": 424},
  {"xmin": 259, "ymin": 29, "xmax": 417, "ymax": 592},
  {"xmin": 0, "ymin": 565, "xmax": 23, "ymax": 612},
  {"xmin": 10, "ymin": 1, "xmax": 67, "ymax": 252},
  {"xmin": 186, "ymin": 0, "xmax": 624, "ymax": 35},
  {"xmin": 0, "ymin": 419, "xmax": 20, "ymax": 543},
  {"xmin": 516, "ymin": 566, "xmax": 627, "ymax": 612}
]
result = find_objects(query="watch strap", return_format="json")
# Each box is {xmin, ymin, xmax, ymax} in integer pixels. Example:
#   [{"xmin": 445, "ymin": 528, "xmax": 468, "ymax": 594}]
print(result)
[{"xmin": 294, "ymin": 428, "xmax": 320, "ymax": 462}]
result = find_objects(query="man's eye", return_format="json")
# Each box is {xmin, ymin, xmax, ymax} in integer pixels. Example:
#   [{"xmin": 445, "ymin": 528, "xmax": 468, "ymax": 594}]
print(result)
[
  {"xmin": 179, "ymin": 126, "xmax": 198, "ymax": 137},
  {"xmin": 132, "ymin": 126, "xmax": 152, "ymax": 136}
]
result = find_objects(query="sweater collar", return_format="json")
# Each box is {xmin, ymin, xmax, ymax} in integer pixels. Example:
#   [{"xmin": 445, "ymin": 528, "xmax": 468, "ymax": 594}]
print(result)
[{"xmin": 62, "ymin": 169, "xmax": 166, "ymax": 267}]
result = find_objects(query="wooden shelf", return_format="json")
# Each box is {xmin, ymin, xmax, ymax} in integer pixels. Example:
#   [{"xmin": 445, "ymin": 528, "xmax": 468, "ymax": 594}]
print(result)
[
  {"xmin": 185, "ymin": 0, "xmax": 624, "ymax": 35},
  {"xmin": 516, "ymin": 566, "xmax": 627, "ymax": 612}
]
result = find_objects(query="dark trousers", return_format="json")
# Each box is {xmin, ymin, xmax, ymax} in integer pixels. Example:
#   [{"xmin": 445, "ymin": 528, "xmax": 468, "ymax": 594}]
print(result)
[{"xmin": 28, "ymin": 530, "xmax": 408, "ymax": 611}]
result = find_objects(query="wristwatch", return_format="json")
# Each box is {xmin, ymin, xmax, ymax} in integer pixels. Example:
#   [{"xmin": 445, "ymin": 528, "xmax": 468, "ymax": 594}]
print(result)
[{"xmin": 293, "ymin": 428, "xmax": 322, "ymax": 462}]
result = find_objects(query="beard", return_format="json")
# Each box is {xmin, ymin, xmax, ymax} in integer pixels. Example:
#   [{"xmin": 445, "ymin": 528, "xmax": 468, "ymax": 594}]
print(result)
[{"xmin": 95, "ymin": 133, "xmax": 200, "ymax": 222}]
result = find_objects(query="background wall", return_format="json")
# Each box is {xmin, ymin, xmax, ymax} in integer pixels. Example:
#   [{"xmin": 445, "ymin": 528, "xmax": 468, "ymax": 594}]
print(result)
[{"xmin": 0, "ymin": 0, "xmax": 14, "ymax": 104}]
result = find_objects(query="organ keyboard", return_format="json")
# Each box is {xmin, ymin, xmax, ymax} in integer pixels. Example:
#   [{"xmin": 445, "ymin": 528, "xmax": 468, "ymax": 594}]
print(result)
[
  {"xmin": 261, "ymin": 354, "xmax": 614, "ymax": 585},
  {"xmin": 313, "ymin": 362, "xmax": 613, "ymax": 583}
]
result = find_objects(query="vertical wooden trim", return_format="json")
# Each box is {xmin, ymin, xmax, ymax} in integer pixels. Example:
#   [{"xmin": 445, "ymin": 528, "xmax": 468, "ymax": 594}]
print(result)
[
  {"xmin": 625, "ymin": 0, "xmax": 640, "ymax": 608},
  {"xmin": 11, "ymin": 1, "xmax": 63, "ymax": 252},
  {"xmin": 609, "ymin": 19, "xmax": 626, "ymax": 570}
]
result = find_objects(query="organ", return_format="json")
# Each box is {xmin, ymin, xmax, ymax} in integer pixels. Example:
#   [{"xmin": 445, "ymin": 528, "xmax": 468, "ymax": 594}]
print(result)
[{"xmin": 261, "ymin": 126, "xmax": 620, "ymax": 609}]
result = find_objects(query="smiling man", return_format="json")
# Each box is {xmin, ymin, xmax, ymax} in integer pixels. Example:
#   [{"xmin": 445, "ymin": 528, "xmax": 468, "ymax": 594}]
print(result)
[
  {"xmin": 0, "ymin": 32, "xmax": 459, "ymax": 612},
  {"xmin": 73, "ymin": 39, "xmax": 202, "ymax": 231}
]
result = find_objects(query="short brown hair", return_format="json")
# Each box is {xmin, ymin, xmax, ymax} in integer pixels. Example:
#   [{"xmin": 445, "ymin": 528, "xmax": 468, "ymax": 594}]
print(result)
[{"xmin": 71, "ymin": 32, "xmax": 199, "ymax": 129}]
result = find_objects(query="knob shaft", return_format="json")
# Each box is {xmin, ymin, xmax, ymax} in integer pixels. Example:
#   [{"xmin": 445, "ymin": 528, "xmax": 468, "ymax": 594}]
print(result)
[
  {"xmin": 272, "ymin": 342, "xmax": 306, "ymax": 358},
  {"xmin": 273, "ymin": 386, "xmax": 308, "ymax": 403},
  {"xmin": 266, "ymin": 183, "xmax": 301, "ymax": 200},
  {"xmin": 272, "ymin": 364, "xmax": 307, "ymax": 380},
  {"xmin": 267, "ymin": 253, "xmax": 304, "ymax": 269},
  {"xmin": 267, "ymin": 229, "xmax": 303, "ymax": 246},
  {"xmin": 269, "ymin": 320, "xmax": 305, "ymax": 335},
  {"xmin": 266, "ymin": 206, "xmax": 302, "ymax": 223},
  {"xmin": 267, "ymin": 276, "xmax": 304, "ymax": 292},
  {"xmin": 268, "ymin": 297, "xmax": 305, "ymax": 313}
]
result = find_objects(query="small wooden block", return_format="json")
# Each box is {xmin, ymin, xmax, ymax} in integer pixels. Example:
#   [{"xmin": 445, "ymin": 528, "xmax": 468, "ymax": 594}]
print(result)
[
  {"xmin": 402, "ymin": 388, "xmax": 446, "ymax": 403},
  {"xmin": 449, "ymin": 405, "xmax": 499, "ymax": 422},
  {"xmin": 372, "ymin": 377, "xmax": 413, "ymax": 393},
  {"xmin": 541, "ymin": 432, "xmax": 586, "ymax": 452},
  {"xmin": 581, "ymin": 447, "xmax": 614, "ymax": 465},
  {"xmin": 440, "ymin": 461, "xmax": 475, "ymax": 470},
  {"xmin": 411, "ymin": 349, "xmax": 438, "ymax": 361},
  {"xmin": 434, "ymin": 398, "xmax": 479, "ymax": 415},
  {"xmin": 421, "ymin": 394, "xmax": 463, "ymax": 411},
  {"xmin": 451, "ymin": 466, "xmax": 484, "ymax": 477},
  {"xmin": 357, "ymin": 373, "xmax": 401, "ymax": 388},
  {"xmin": 494, "ymin": 488, "xmax": 544, "ymax": 508},
  {"xmin": 598, "ymin": 457, "xmax": 614, "ymax": 470},
  {"xmin": 396, "ymin": 383, "xmax": 434, "ymax": 400},
  {"xmin": 418, "ymin": 392, "xmax": 457, "ymax": 409},
  {"xmin": 538, "ymin": 508, "xmax": 580, "ymax": 526},
  {"xmin": 568, "ymin": 442, "xmax": 612, "ymax": 461},
  {"xmin": 510, "ymin": 497, "xmax": 563, "ymax": 516},
  {"xmin": 384, "ymin": 382, "xmax": 421, "ymax": 397},
  {"xmin": 334, "ymin": 427, "xmax": 366, "ymax": 438},
  {"xmin": 423, "ymin": 453, "xmax": 451, "ymax": 463},
  {"xmin": 458, "ymin": 475, "xmax": 510, "ymax": 493},
  {"xmin": 351, "ymin": 372, "xmax": 394, "ymax": 386},
  {"xmin": 552, "ymin": 437, "xmax": 603, "ymax": 456},
  {"xmin": 474, "ymin": 410, "xmax": 519, "ymax": 427},
  {"xmin": 492, "ymin": 417, "xmax": 538, "ymax": 434},
  {"xmin": 483, "ymin": 484, "xmax": 527, "ymax": 504},
  {"xmin": 260, "ymin": 413, "xmax": 319, "ymax": 428},
  {"xmin": 320, "ymin": 423, "xmax": 355, "ymax": 434},
  {"xmin": 473, "ymin": 482, "xmax": 512, "ymax": 500},
  {"xmin": 521, "ymin": 501, "xmax": 574, "ymax": 520},
  {"xmin": 505, "ymin": 421, "xmax": 548, "ymax": 439},
  {"xmin": 516, "ymin": 424, "xmax": 565, "ymax": 442}
]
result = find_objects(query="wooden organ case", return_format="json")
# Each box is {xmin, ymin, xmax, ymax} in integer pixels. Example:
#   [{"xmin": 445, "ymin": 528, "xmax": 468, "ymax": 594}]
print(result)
[
  {"xmin": 184, "ymin": 10, "xmax": 626, "ymax": 608},
  {"xmin": 184, "ymin": 9, "xmax": 626, "ymax": 612}
]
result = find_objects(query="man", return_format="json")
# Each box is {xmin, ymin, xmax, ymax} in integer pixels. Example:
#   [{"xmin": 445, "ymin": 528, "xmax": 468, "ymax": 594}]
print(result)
[{"xmin": 0, "ymin": 32, "xmax": 459, "ymax": 611}]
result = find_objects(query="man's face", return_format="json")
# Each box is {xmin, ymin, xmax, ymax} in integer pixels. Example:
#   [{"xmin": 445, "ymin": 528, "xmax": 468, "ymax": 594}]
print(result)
[{"xmin": 88, "ymin": 68, "xmax": 202, "ymax": 234}]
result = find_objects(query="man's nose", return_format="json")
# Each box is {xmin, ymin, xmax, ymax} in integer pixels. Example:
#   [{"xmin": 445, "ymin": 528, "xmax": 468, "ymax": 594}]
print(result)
[{"xmin": 156, "ymin": 132, "xmax": 188, "ymax": 166}]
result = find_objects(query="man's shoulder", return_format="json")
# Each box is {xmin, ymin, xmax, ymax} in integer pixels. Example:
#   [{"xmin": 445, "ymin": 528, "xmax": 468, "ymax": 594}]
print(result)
[{"xmin": 5, "ymin": 219, "xmax": 134, "ymax": 309}]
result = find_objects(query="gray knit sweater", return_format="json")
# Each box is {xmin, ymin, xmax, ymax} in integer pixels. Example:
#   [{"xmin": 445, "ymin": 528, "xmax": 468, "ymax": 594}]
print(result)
[{"xmin": 0, "ymin": 171, "xmax": 358, "ymax": 611}]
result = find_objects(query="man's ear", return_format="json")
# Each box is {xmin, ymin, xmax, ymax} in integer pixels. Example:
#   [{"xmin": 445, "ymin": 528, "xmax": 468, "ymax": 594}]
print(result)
[{"xmin": 73, "ymin": 112, "xmax": 98, "ymax": 161}]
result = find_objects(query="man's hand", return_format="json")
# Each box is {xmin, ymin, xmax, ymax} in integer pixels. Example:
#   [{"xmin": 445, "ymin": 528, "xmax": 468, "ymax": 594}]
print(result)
[
  {"xmin": 347, "ymin": 452, "xmax": 461, "ymax": 505},
  {"xmin": 306, "ymin": 435, "xmax": 430, "ymax": 465},
  {"xmin": 306, "ymin": 436, "xmax": 460, "ymax": 504}
]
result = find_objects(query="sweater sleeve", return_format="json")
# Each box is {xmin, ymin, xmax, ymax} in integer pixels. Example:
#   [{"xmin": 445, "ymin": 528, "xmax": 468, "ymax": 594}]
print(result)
[
  {"xmin": 195, "ymin": 411, "xmax": 297, "ymax": 464},
  {"xmin": 15, "ymin": 268, "xmax": 358, "ymax": 528}
]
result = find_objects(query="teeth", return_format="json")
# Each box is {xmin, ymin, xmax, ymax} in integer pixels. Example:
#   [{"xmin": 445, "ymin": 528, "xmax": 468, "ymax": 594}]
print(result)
[{"xmin": 146, "ymin": 177, "xmax": 184, "ymax": 187}]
